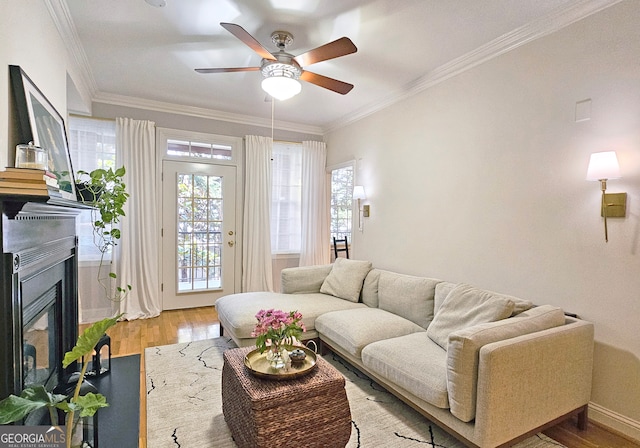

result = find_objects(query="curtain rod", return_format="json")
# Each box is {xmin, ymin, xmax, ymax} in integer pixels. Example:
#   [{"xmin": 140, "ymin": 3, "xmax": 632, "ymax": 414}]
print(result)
[
  {"xmin": 69, "ymin": 114, "xmax": 115, "ymax": 122},
  {"xmin": 242, "ymin": 138, "xmax": 323, "ymax": 145}
]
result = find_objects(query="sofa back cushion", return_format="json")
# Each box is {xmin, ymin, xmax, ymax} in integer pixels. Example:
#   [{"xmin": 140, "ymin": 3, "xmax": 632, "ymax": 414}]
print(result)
[
  {"xmin": 434, "ymin": 281, "xmax": 456, "ymax": 315},
  {"xmin": 320, "ymin": 258, "xmax": 372, "ymax": 302},
  {"xmin": 427, "ymin": 284, "xmax": 515, "ymax": 350},
  {"xmin": 361, "ymin": 269, "xmax": 382, "ymax": 308},
  {"xmin": 281, "ymin": 264, "xmax": 333, "ymax": 294},
  {"xmin": 446, "ymin": 305, "xmax": 566, "ymax": 422},
  {"xmin": 435, "ymin": 281, "xmax": 534, "ymax": 317},
  {"xmin": 377, "ymin": 271, "xmax": 440, "ymax": 329}
]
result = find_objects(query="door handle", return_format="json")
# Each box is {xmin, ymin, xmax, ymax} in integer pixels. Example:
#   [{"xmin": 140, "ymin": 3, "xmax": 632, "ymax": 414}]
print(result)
[{"xmin": 228, "ymin": 241, "xmax": 235, "ymax": 247}]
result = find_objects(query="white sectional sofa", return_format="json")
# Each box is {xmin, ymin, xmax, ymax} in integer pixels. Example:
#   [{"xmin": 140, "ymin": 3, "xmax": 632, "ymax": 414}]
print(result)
[{"xmin": 214, "ymin": 258, "xmax": 594, "ymax": 448}]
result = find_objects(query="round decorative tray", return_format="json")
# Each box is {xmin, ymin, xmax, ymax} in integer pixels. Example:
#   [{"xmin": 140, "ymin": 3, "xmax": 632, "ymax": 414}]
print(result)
[{"xmin": 244, "ymin": 346, "xmax": 317, "ymax": 380}]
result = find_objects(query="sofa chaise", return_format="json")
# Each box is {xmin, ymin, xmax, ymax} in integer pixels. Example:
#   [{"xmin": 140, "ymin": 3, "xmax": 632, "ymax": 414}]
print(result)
[{"xmin": 214, "ymin": 258, "xmax": 594, "ymax": 448}]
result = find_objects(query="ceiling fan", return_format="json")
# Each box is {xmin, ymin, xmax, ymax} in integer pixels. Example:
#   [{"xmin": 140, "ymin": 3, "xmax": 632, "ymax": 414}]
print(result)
[{"xmin": 195, "ymin": 23, "xmax": 357, "ymax": 100}]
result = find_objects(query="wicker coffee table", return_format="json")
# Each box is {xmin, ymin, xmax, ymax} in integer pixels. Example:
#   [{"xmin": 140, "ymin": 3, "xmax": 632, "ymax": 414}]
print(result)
[{"xmin": 222, "ymin": 346, "xmax": 352, "ymax": 448}]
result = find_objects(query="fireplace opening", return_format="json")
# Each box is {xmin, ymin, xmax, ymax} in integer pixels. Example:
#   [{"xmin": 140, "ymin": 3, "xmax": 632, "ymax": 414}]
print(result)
[{"xmin": 22, "ymin": 286, "xmax": 60, "ymax": 392}]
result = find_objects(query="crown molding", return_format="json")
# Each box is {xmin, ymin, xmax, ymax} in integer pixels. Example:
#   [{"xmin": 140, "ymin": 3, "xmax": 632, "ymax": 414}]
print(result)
[
  {"xmin": 93, "ymin": 92, "xmax": 324, "ymax": 136},
  {"xmin": 324, "ymin": 0, "xmax": 624, "ymax": 134},
  {"xmin": 45, "ymin": 0, "xmax": 98, "ymax": 97}
]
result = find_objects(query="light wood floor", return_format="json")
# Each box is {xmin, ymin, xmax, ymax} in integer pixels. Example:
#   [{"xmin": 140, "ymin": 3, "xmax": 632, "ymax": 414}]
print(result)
[{"xmin": 84, "ymin": 307, "xmax": 639, "ymax": 448}]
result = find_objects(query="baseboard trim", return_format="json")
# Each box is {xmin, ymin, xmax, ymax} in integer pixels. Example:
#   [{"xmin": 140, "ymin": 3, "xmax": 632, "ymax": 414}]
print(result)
[
  {"xmin": 80, "ymin": 307, "xmax": 113, "ymax": 324},
  {"xmin": 589, "ymin": 401, "xmax": 640, "ymax": 443}
]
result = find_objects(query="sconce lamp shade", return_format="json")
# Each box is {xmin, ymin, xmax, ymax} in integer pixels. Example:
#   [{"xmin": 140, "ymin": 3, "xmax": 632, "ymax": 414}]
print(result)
[
  {"xmin": 586, "ymin": 151, "xmax": 621, "ymax": 181},
  {"xmin": 353, "ymin": 185, "xmax": 367, "ymax": 200}
]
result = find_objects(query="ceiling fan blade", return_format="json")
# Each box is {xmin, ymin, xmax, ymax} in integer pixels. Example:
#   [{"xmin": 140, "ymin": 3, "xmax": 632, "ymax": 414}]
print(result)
[
  {"xmin": 220, "ymin": 22, "xmax": 277, "ymax": 61},
  {"xmin": 195, "ymin": 67, "xmax": 260, "ymax": 74},
  {"xmin": 294, "ymin": 37, "xmax": 357, "ymax": 67},
  {"xmin": 300, "ymin": 71, "xmax": 354, "ymax": 95}
]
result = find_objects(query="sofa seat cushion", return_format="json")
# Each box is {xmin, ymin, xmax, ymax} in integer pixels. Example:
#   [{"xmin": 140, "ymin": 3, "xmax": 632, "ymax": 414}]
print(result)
[
  {"xmin": 427, "ymin": 284, "xmax": 515, "ymax": 350},
  {"xmin": 320, "ymin": 258, "xmax": 373, "ymax": 302},
  {"xmin": 446, "ymin": 305, "xmax": 566, "ymax": 422},
  {"xmin": 361, "ymin": 333, "xmax": 449, "ymax": 409},
  {"xmin": 316, "ymin": 308, "xmax": 425, "ymax": 358},
  {"xmin": 215, "ymin": 292, "xmax": 366, "ymax": 339}
]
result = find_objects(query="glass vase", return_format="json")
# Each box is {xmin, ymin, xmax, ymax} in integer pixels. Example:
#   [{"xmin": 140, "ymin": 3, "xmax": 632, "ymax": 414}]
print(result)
[{"xmin": 266, "ymin": 343, "xmax": 287, "ymax": 370}]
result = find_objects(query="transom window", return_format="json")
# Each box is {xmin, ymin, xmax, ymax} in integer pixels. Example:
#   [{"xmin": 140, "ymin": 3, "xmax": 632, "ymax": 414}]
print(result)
[{"xmin": 167, "ymin": 139, "xmax": 232, "ymax": 160}]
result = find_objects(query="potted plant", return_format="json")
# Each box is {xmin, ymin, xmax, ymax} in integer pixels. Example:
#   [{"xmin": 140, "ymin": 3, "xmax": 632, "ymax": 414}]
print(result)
[
  {"xmin": 251, "ymin": 309, "xmax": 305, "ymax": 369},
  {"xmin": 0, "ymin": 315, "xmax": 121, "ymax": 448},
  {"xmin": 75, "ymin": 166, "xmax": 131, "ymax": 301}
]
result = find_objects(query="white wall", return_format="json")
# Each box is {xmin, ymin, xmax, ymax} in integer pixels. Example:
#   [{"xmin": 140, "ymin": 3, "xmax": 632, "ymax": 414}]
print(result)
[
  {"xmin": 1, "ymin": 2, "xmax": 95, "ymax": 321},
  {"xmin": 0, "ymin": 1, "xmax": 91, "ymax": 166},
  {"xmin": 326, "ymin": 1, "xmax": 640, "ymax": 439}
]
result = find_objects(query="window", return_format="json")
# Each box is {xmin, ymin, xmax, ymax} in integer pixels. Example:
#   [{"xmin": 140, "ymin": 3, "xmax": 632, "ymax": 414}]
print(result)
[
  {"xmin": 167, "ymin": 139, "xmax": 232, "ymax": 160},
  {"xmin": 329, "ymin": 164, "xmax": 355, "ymax": 243},
  {"xmin": 271, "ymin": 142, "xmax": 302, "ymax": 254},
  {"xmin": 68, "ymin": 116, "xmax": 117, "ymax": 261}
]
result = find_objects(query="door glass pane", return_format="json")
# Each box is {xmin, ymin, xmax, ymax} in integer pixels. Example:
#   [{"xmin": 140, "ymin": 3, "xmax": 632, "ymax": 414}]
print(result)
[{"xmin": 176, "ymin": 173, "xmax": 224, "ymax": 292}]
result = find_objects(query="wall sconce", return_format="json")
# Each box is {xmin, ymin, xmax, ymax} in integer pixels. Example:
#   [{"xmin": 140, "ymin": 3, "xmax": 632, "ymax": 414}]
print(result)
[
  {"xmin": 586, "ymin": 151, "xmax": 627, "ymax": 242},
  {"xmin": 353, "ymin": 185, "xmax": 368, "ymax": 232}
]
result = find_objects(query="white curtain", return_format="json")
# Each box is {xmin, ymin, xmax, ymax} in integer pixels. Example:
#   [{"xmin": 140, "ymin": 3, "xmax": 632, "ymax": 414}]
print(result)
[
  {"xmin": 115, "ymin": 117, "xmax": 162, "ymax": 319},
  {"xmin": 299, "ymin": 141, "xmax": 330, "ymax": 266},
  {"xmin": 243, "ymin": 135, "xmax": 274, "ymax": 292}
]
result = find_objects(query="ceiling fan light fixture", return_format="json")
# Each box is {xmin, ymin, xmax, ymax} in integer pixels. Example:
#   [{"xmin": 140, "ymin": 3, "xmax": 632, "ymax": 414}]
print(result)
[
  {"xmin": 261, "ymin": 62, "xmax": 302, "ymax": 101},
  {"xmin": 261, "ymin": 76, "xmax": 301, "ymax": 101}
]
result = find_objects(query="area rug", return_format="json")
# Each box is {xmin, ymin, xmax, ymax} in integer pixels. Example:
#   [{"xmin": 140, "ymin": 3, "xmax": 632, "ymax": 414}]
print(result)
[{"xmin": 145, "ymin": 338, "xmax": 565, "ymax": 448}]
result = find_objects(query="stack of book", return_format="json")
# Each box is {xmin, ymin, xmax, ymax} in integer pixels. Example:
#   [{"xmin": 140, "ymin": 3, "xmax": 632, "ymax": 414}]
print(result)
[{"xmin": 0, "ymin": 167, "xmax": 61, "ymax": 197}]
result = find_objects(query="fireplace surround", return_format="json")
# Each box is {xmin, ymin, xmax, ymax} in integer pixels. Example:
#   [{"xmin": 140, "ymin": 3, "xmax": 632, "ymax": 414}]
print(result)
[{"xmin": 0, "ymin": 197, "xmax": 83, "ymax": 408}]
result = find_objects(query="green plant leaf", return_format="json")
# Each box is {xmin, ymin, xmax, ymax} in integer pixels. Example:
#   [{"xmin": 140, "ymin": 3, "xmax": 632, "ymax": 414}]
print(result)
[
  {"xmin": 0, "ymin": 385, "xmax": 69, "ymax": 424},
  {"xmin": 21, "ymin": 387, "xmax": 66, "ymax": 406},
  {"xmin": 63, "ymin": 314, "xmax": 122, "ymax": 367},
  {"xmin": 56, "ymin": 401, "xmax": 75, "ymax": 413},
  {"xmin": 0, "ymin": 393, "xmax": 47, "ymax": 424},
  {"xmin": 90, "ymin": 169, "xmax": 107, "ymax": 180},
  {"xmin": 75, "ymin": 393, "xmax": 109, "ymax": 417}
]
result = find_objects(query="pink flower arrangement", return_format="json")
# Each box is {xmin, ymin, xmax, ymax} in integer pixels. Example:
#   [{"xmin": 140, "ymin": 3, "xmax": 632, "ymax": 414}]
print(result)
[{"xmin": 251, "ymin": 309, "xmax": 306, "ymax": 354}]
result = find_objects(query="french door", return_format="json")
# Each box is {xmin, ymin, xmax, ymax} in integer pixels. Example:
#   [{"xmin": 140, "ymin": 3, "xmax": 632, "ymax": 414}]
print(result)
[{"xmin": 161, "ymin": 161, "xmax": 237, "ymax": 310}]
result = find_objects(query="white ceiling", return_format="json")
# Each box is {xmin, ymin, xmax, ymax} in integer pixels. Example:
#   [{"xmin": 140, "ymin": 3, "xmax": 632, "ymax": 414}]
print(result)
[{"xmin": 60, "ymin": 0, "xmax": 619, "ymax": 133}]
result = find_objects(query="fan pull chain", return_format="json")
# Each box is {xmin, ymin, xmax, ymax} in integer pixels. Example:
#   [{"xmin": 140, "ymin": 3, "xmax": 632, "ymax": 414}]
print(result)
[{"xmin": 271, "ymin": 98, "xmax": 275, "ymax": 161}]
